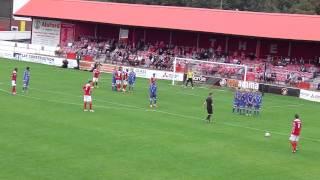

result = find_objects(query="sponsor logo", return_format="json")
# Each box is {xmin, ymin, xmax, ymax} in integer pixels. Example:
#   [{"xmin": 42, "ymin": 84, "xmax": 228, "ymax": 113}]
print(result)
[
  {"xmin": 300, "ymin": 89, "xmax": 320, "ymax": 102},
  {"xmin": 281, "ymin": 88, "xmax": 288, "ymax": 96},
  {"xmin": 238, "ymin": 81, "xmax": 259, "ymax": 90},
  {"xmin": 227, "ymin": 79, "xmax": 239, "ymax": 88},
  {"xmin": 193, "ymin": 76, "xmax": 207, "ymax": 82},
  {"xmin": 219, "ymin": 79, "xmax": 227, "ymax": 87}
]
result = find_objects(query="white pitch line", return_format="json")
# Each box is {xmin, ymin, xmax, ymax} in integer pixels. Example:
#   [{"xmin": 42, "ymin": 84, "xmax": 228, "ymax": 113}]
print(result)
[{"xmin": 1, "ymin": 88, "xmax": 319, "ymax": 143}]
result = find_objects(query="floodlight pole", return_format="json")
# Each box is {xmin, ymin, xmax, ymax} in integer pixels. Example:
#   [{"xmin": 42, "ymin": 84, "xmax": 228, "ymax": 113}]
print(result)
[{"xmin": 220, "ymin": 0, "xmax": 223, "ymax": 9}]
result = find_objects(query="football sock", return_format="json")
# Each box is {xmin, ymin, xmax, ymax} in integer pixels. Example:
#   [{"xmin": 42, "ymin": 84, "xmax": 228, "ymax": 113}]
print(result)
[
  {"xmin": 84, "ymin": 103, "xmax": 87, "ymax": 110},
  {"xmin": 90, "ymin": 103, "xmax": 92, "ymax": 110}
]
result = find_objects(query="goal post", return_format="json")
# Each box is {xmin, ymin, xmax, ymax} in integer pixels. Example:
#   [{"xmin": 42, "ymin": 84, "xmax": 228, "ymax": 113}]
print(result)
[{"xmin": 172, "ymin": 57, "xmax": 248, "ymax": 86}]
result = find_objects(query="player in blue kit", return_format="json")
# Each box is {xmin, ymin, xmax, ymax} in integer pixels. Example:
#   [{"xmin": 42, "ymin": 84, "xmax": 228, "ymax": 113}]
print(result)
[
  {"xmin": 149, "ymin": 82, "xmax": 157, "ymax": 108},
  {"xmin": 22, "ymin": 67, "xmax": 30, "ymax": 93},
  {"xmin": 128, "ymin": 69, "xmax": 136, "ymax": 92},
  {"xmin": 232, "ymin": 90, "xmax": 240, "ymax": 113},
  {"xmin": 253, "ymin": 92, "xmax": 263, "ymax": 115},
  {"xmin": 246, "ymin": 91, "xmax": 254, "ymax": 116},
  {"xmin": 239, "ymin": 91, "xmax": 247, "ymax": 115}
]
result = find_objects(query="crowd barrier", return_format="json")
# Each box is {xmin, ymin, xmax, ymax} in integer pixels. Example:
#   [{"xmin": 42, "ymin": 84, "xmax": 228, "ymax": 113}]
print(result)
[
  {"xmin": 0, "ymin": 49, "xmax": 77, "ymax": 68},
  {"xmin": 80, "ymin": 61, "xmax": 184, "ymax": 81}
]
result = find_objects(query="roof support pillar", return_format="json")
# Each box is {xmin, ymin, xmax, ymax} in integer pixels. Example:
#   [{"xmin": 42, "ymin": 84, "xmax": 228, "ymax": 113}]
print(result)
[
  {"xmin": 255, "ymin": 39, "xmax": 261, "ymax": 58},
  {"xmin": 196, "ymin": 33, "xmax": 200, "ymax": 49},
  {"xmin": 169, "ymin": 31, "xmax": 172, "ymax": 46},
  {"xmin": 288, "ymin": 41, "xmax": 292, "ymax": 57},
  {"xmin": 225, "ymin": 36, "xmax": 229, "ymax": 54},
  {"xmin": 94, "ymin": 24, "xmax": 98, "ymax": 39},
  {"xmin": 143, "ymin": 29, "xmax": 146, "ymax": 42}
]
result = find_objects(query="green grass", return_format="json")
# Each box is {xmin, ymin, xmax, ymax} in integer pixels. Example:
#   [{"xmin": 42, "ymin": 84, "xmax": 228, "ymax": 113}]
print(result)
[{"xmin": 0, "ymin": 58, "xmax": 320, "ymax": 180}]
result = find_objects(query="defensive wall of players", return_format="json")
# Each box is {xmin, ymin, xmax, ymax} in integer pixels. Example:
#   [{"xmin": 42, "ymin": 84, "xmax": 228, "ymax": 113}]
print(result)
[{"xmin": 0, "ymin": 40, "xmax": 319, "ymax": 103}]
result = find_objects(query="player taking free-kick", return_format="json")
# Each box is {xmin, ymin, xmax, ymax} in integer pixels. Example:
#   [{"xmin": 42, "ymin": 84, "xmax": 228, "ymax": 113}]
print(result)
[
  {"xmin": 289, "ymin": 114, "xmax": 302, "ymax": 153},
  {"xmin": 83, "ymin": 80, "xmax": 94, "ymax": 112},
  {"xmin": 11, "ymin": 67, "xmax": 18, "ymax": 95}
]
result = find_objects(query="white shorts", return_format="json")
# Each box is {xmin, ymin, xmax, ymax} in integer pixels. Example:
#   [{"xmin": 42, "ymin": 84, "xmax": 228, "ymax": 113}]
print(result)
[
  {"xmin": 289, "ymin": 134, "xmax": 299, "ymax": 142},
  {"xmin": 123, "ymin": 80, "xmax": 128, "ymax": 85},
  {"xmin": 116, "ymin": 80, "xmax": 121, "ymax": 85},
  {"xmin": 93, "ymin": 77, "xmax": 99, "ymax": 82},
  {"xmin": 83, "ymin": 95, "xmax": 92, "ymax": 102},
  {"xmin": 11, "ymin": 80, "xmax": 16, "ymax": 86}
]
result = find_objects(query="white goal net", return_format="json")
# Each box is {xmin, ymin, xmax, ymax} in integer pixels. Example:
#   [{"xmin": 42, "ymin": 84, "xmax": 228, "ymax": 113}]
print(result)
[{"xmin": 172, "ymin": 57, "xmax": 248, "ymax": 86}]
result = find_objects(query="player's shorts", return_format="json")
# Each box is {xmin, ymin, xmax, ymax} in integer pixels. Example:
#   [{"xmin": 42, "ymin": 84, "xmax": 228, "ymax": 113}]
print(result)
[
  {"xmin": 11, "ymin": 80, "xmax": 16, "ymax": 86},
  {"xmin": 93, "ymin": 77, "xmax": 99, "ymax": 82},
  {"xmin": 207, "ymin": 108, "xmax": 213, "ymax": 115},
  {"xmin": 254, "ymin": 105, "xmax": 260, "ymax": 110},
  {"xmin": 289, "ymin": 134, "xmax": 300, "ymax": 142},
  {"xmin": 23, "ymin": 80, "xmax": 29, "ymax": 87},
  {"xmin": 150, "ymin": 94, "xmax": 157, "ymax": 99},
  {"xmin": 247, "ymin": 104, "xmax": 253, "ymax": 108},
  {"xmin": 112, "ymin": 78, "xmax": 116, "ymax": 85},
  {"xmin": 239, "ymin": 104, "xmax": 245, "ymax": 108},
  {"xmin": 123, "ymin": 80, "xmax": 128, "ymax": 85},
  {"xmin": 128, "ymin": 81, "xmax": 134, "ymax": 86},
  {"xmin": 116, "ymin": 80, "xmax": 121, "ymax": 85},
  {"xmin": 83, "ymin": 95, "xmax": 92, "ymax": 102}
]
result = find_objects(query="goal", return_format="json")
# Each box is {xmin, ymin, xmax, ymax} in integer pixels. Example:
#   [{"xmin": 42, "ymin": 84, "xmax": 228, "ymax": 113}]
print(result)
[{"xmin": 172, "ymin": 57, "xmax": 248, "ymax": 86}]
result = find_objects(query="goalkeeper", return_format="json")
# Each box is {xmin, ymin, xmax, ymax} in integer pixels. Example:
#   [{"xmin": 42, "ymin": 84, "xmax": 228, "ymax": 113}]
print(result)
[{"xmin": 185, "ymin": 70, "xmax": 194, "ymax": 89}]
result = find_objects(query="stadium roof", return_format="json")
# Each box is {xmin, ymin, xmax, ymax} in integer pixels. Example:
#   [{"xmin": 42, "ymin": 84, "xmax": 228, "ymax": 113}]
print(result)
[{"xmin": 15, "ymin": 0, "xmax": 320, "ymax": 42}]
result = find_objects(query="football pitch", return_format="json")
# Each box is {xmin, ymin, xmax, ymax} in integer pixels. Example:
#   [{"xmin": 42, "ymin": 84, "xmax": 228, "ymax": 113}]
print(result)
[{"xmin": 1, "ymin": 58, "xmax": 320, "ymax": 180}]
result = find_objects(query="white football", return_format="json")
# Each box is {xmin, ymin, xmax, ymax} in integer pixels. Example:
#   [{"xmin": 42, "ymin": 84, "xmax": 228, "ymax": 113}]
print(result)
[{"xmin": 265, "ymin": 132, "xmax": 271, "ymax": 137}]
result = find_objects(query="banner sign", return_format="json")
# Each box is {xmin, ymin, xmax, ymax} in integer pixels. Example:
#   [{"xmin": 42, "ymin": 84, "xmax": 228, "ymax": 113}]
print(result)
[
  {"xmin": 299, "ymin": 89, "xmax": 320, "ymax": 102},
  {"xmin": 238, "ymin": 81, "xmax": 259, "ymax": 90},
  {"xmin": 259, "ymin": 84, "xmax": 300, "ymax": 97},
  {"xmin": 60, "ymin": 23, "xmax": 75, "ymax": 47},
  {"xmin": 0, "ymin": 50, "xmax": 13, "ymax": 59},
  {"xmin": 12, "ymin": 52, "xmax": 77, "ymax": 68},
  {"xmin": 32, "ymin": 19, "xmax": 61, "ymax": 47}
]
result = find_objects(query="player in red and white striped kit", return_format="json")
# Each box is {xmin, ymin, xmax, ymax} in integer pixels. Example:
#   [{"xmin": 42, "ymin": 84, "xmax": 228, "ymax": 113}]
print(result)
[
  {"xmin": 115, "ymin": 67, "xmax": 123, "ymax": 92},
  {"xmin": 11, "ymin": 68, "xmax": 18, "ymax": 95},
  {"xmin": 83, "ymin": 80, "xmax": 94, "ymax": 112},
  {"xmin": 122, "ymin": 69, "xmax": 128, "ymax": 92},
  {"xmin": 92, "ymin": 67, "xmax": 101, "ymax": 88},
  {"xmin": 289, "ymin": 114, "xmax": 302, "ymax": 153}
]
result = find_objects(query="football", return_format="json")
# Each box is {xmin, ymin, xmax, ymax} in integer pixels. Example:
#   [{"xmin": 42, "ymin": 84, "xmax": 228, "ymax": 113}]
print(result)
[{"xmin": 265, "ymin": 132, "xmax": 271, "ymax": 137}]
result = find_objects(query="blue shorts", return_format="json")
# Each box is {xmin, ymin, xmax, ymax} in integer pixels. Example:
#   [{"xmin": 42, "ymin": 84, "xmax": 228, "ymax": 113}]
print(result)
[
  {"xmin": 150, "ymin": 94, "xmax": 157, "ymax": 99},
  {"xmin": 128, "ymin": 81, "xmax": 134, "ymax": 86},
  {"xmin": 23, "ymin": 80, "xmax": 29, "ymax": 87}
]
